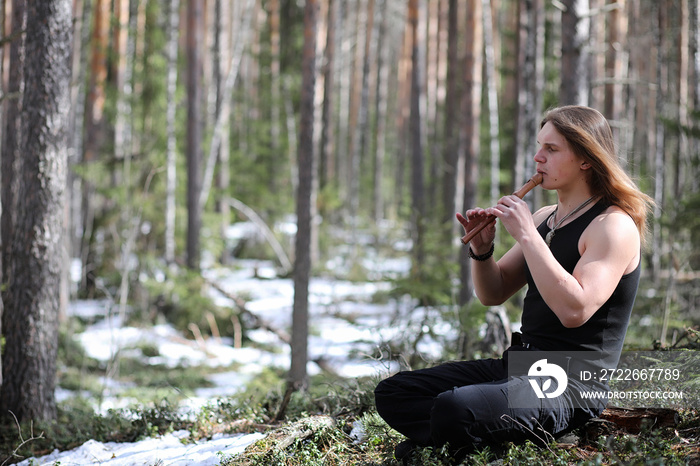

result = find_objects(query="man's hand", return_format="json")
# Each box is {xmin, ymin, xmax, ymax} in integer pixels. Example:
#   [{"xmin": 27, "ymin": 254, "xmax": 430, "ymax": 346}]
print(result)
[{"xmin": 456, "ymin": 209, "xmax": 496, "ymax": 253}]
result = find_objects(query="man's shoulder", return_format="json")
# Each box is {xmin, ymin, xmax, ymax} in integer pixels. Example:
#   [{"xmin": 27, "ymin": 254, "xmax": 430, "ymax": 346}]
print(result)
[{"xmin": 587, "ymin": 205, "xmax": 639, "ymax": 242}]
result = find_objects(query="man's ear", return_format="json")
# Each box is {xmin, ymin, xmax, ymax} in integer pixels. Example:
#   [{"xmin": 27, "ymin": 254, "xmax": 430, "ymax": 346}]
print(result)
[{"xmin": 580, "ymin": 160, "xmax": 592, "ymax": 170}]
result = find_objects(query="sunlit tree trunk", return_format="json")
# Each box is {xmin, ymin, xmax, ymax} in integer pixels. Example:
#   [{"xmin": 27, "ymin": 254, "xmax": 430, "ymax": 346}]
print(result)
[
  {"xmin": 164, "ymin": 0, "xmax": 180, "ymax": 265},
  {"xmin": 352, "ymin": 0, "xmax": 374, "ymax": 221},
  {"xmin": 458, "ymin": 0, "xmax": 482, "ymax": 346},
  {"xmin": 482, "ymin": 0, "xmax": 500, "ymax": 206},
  {"xmin": 186, "ymin": 0, "xmax": 203, "ymax": 270},
  {"xmin": 515, "ymin": 0, "xmax": 544, "ymax": 203},
  {"xmin": 560, "ymin": 0, "xmax": 590, "ymax": 105},
  {"xmin": 0, "ymin": 0, "xmax": 72, "ymax": 422}
]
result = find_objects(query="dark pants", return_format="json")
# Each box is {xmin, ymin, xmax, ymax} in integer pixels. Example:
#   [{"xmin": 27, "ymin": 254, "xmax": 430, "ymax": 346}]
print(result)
[{"xmin": 374, "ymin": 346, "xmax": 604, "ymax": 455}]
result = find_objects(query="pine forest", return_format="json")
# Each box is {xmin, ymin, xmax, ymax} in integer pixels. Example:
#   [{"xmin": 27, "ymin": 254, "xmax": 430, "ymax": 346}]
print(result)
[{"xmin": 0, "ymin": 0, "xmax": 699, "ymax": 464}]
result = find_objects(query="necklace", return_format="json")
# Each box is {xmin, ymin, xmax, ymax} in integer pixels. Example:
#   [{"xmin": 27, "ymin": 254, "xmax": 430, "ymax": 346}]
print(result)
[{"xmin": 545, "ymin": 196, "xmax": 596, "ymax": 247}]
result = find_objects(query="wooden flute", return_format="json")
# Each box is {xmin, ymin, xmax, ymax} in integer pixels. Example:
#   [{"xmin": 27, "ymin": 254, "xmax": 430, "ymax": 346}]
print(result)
[{"xmin": 459, "ymin": 172, "xmax": 544, "ymax": 245}]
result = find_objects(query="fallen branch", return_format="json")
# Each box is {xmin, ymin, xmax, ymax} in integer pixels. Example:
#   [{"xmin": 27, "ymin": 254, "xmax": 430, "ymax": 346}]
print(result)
[{"xmin": 205, "ymin": 278, "xmax": 291, "ymax": 344}]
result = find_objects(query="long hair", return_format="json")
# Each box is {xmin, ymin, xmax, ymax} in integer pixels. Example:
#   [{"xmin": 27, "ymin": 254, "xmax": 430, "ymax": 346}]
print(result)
[{"xmin": 540, "ymin": 105, "xmax": 654, "ymax": 245}]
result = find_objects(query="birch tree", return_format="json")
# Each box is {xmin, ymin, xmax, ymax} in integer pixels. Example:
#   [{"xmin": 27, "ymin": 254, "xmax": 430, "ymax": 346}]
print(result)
[{"xmin": 164, "ymin": 0, "xmax": 180, "ymax": 265}]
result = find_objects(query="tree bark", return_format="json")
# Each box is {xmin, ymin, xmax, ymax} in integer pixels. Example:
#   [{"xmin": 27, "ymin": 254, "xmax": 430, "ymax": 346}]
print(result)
[
  {"xmin": 186, "ymin": 0, "xmax": 203, "ymax": 270},
  {"xmin": 80, "ymin": 0, "xmax": 110, "ymax": 295},
  {"xmin": 288, "ymin": 0, "xmax": 318, "ymax": 396},
  {"xmin": 459, "ymin": 0, "xmax": 482, "ymax": 330},
  {"xmin": 0, "ymin": 0, "xmax": 26, "ymax": 390},
  {"xmin": 164, "ymin": 0, "xmax": 180, "ymax": 265},
  {"xmin": 408, "ymin": 0, "xmax": 426, "ymax": 272},
  {"xmin": 371, "ymin": 0, "xmax": 389, "ymax": 223},
  {"xmin": 560, "ymin": 0, "xmax": 590, "ymax": 105},
  {"xmin": 441, "ymin": 0, "xmax": 460, "ymax": 240},
  {"xmin": 482, "ymin": 0, "xmax": 501, "ymax": 206},
  {"xmin": 0, "ymin": 0, "xmax": 72, "ymax": 422}
]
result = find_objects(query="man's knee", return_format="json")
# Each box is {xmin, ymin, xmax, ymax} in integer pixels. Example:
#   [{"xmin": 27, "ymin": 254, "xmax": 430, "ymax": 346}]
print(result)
[{"xmin": 430, "ymin": 389, "xmax": 475, "ymax": 445}]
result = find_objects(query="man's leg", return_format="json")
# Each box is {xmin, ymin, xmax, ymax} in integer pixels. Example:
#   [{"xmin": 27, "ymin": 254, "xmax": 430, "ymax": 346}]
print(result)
[
  {"xmin": 429, "ymin": 374, "xmax": 597, "ymax": 456},
  {"xmin": 374, "ymin": 357, "xmax": 507, "ymax": 446}
]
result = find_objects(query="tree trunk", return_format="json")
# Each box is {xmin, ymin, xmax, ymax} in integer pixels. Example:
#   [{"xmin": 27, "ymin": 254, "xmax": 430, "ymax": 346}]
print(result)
[
  {"xmin": 441, "ymin": 0, "xmax": 460, "ymax": 240},
  {"xmin": 80, "ymin": 0, "xmax": 110, "ymax": 296},
  {"xmin": 186, "ymin": 0, "xmax": 203, "ymax": 270},
  {"xmin": 0, "ymin": 0, "xmax": 72, "ymax": 422},
  {"xmin": 288, "ymin": 0, "xmax": 318, "ymax": 397},
  {"xmin": 482, "ymin": 0, "xmax": 500, "ymax": 206},
  {"xmin": 319, "ymin": 0, "xmax": 336, "ymax": 193},
  {"xmin": 515, "ymin": 0, "xmax": 544, "ymax": 208},
  {"xmin": 0, "ymin": 0, "xmax": 25, "ymax": 389},
  {"xmin": 458, "ymin": 0, "xmax": 482, "ymax": 347},
  {"xmin": 651, "ymin": 1, "xmax": 667, "ymax": 282},
  {"xmin": 164, "ymin": 0, "xmax": 180, "ymax": 265},
  {"xmin": 371, "ymin": 0, "xmax": 389, "ymax": 223},
  {"xmin": 560, "ymin": 0, "xmax": 590, "ymax": 105},
  {"xmin": 350, "ymin": 0, "xmax": 374, "ymax": 224},
  {"xmin": 408, "ymin": 0, "xmax": 426, "ymax": 274}
]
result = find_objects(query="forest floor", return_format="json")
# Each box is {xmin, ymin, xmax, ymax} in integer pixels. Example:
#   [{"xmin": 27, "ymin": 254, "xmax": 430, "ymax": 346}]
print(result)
[{"xmin": 2, "ymin": 225, "xmax": 700, "ymax": 464}]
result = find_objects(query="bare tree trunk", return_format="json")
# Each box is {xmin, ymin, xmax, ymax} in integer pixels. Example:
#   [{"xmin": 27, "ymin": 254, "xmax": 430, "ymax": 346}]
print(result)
[
  {"xmin": 319, "ymin": 0, "xmax": 336, "ymax": 193},
  {"xmin": 198, "ymin": 0, "xmax": 255, "ymax": 211},
  {"xmin": 590, "ymin": 0, "xmax": 606, "ymax": 110},
  {"xmin": 214, "ymin": 0, "xmax": 231, "ymax": 264},
  {"xmin": 0, "ymin": 0, "xmax": 72, "ymax": 422},
  {"xmin": 408, "ymin": 0, "xmax": 426, "ymax": 272},
  {"xmin": 350, "ymin": 0, "xmax": 374, "ymax": 223},
  {"xmin": 441, "ymin": 0, "xmax": 460, "ymax": 240},
  {"xmin": 81, "ymin": 0, "xmax": 110, "ymax": 295},
  {"xmin": 346, "ymin": 0, "xmax": 363, "ymax": 224},
  {"xmin": 186, "ymin": 0, "xmax": 203, "ymax": 270},
  {"xmin": 458, "ymin": 0, "xmax": 482, "ymax": 347},
  {"xmin": 113, "ymin": 0, "xmax": 131, "ymax": 170},
  {"xmin": 164, "ymin": 0, "xmax": 180, "ymax": 265},
  {"xmin": 66, "ymin": 0, "xmax": 92, "ymax": 304},
  {"xmin": 482, "ymin": 0, "xmax": 500, "ymax": 206},
  {"xmin": 651, "ymin": 1, "xmax": 667, "ymax": 282},
  {"xmin": 560, "ymin": 0, "xmax": 590, "ymax": 105},
  {"xmin": 0, "ymin": 0, "xmax": 27, "ymax": 354},
  {"xmin": 371, "ymin": 0, "xmax": 389, "ymax": 223},
  {"xmin": 0, "ymin": 0, "xmax": 26, "ymax": 392},
  {"xmin": 287, "ymin": 0, "xmax": 318, "ymax": 401},
  {"xmin": 515, "ymin": 0, "xmax": 539, "ymax": 189},
  {"xmin": 336, "ymin": 0, "xmax": 351, "ymax": 211}
]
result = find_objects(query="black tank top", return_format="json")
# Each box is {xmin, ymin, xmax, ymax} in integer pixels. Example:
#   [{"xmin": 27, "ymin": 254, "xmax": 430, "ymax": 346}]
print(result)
[{"xmin": 520, "ymin": 201, "xmax": 641, "ymax": 369}]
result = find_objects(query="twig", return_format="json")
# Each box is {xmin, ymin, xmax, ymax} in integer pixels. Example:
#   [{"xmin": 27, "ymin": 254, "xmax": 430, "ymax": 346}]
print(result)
[
  {"xmin": 1, "ymin": 411, "xmax": 45, "ymax": 466},
  {"xmin": 205, "ymin": 277, "xmax": 291, "ymax": 344},
  {"xmin": 500, "ymin": 414, "xmax": 559, "ymax": 458}
]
